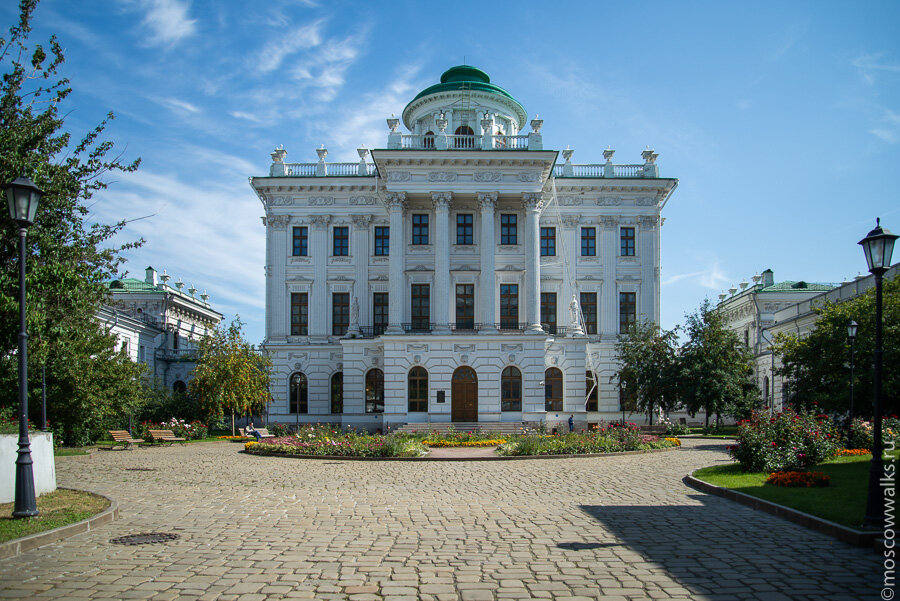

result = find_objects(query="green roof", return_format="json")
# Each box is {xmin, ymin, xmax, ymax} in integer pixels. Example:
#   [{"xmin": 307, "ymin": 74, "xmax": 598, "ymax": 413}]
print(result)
[
  {"xmin": 759, "ymin": 281, "xmax": 836, "ymax": 293},
  {"xmin": 407, "ymin": 65, "xmax": 520, "ymax": 106},
  {"xmin": 107, "ymin": 278, "xmax": 160, "ymax": 293}
]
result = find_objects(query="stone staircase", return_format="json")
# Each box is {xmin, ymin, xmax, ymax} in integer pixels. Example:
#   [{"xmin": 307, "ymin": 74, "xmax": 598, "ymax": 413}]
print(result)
[{"xmin": 392, "ymin": 422, "xmax": 529, "ymax": 436}]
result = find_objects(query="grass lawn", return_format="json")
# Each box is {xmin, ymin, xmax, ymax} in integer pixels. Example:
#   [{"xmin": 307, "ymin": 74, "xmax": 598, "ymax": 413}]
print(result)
[
  {"xmin": 54, "ymin": 448, "xmax": 89, "ymax": 456},
  {"xmin": 693, "ymin": 454, "xmax": 881, "ymax": 528},
  {"xmin": 0, "ymin": 489, "xmax": 109, "ymax": 543}
]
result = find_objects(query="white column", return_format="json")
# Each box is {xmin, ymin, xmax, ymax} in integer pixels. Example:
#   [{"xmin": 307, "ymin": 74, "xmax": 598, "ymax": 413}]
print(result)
[
  {"xmin": 477, "ymin": 192, "xmax": 498, "ymax": 333},
  {"xmin": 639, "ymin": 214, "xmax": 660, "ymax": 323},
  {"xmin": 600, "ymin": 216, "xmax": 618, "ymax": 339},
  {"xmin": 350, "ymin": 214, "xmax": 372, "ymax": 335},
  {"xmin": 309, "ymin": 215, "xmax": 331, "ymax": 338},
  {"xmin": 269, "ymin": 215, "xmax": 290, "ymax": 340},
  {"xmin": 432, "ymin": 192, "xmax": 452, "ymax": 333},
  {"xmin": 522, "ymin": 193, "xmax": 544, "ymax": 333},
  {"xmin": 385, "ymin": 192, "xmax": 407, "ymax": 334}
]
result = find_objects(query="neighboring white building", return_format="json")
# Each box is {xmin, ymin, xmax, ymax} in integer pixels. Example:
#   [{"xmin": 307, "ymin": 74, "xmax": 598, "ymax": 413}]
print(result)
[
  {"xmin": 101, "ymin": 266, "xmax": 223, "ymax": 391},
  {"xmin": 250, "ymin": 65, "xmax": 677, "ymax": 431}
]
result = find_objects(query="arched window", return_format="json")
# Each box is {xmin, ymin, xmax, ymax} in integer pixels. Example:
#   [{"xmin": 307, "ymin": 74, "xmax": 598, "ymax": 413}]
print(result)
[
  {"xmin": 454, "ymin": 125, "xmax": 475, "ymax": 148},
  {"xmin": 331, "ymin": 372, "xmax": 343, "ymax": 414},
  {"xmin": 365, "ymin": 369, "xmax": 384, "ymax": 414},
  {"xmin": 423, "ymin": 130, "xmax": 435, "ymax": 149},
  {"xmin": 585, "ymin": 371, "xmax": 599, "ymax": 412},
  {"xmin": 290, "ymin": 372, "xmax": 308, "ymax": 414},
  {"xmin": 173, "ymin": 380, "xmax": 187, "ymax": 395},
  {"xmin": 501, "ymin": 366, "xmax": 522, "ymax": 411},
  {"xmin": 408, "ymin": 367, "xmax": 428, "ymax": 412},
  {"xmin": 764, "ymin": 376, "xmax": 770, "ymax": 402},
  {"xmin": 545, "ymin": 368, "xmax": 563, "ymax": 411}
]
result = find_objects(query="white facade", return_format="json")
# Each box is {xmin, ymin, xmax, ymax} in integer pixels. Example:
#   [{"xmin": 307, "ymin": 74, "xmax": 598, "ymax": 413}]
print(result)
[
  {"xmin": 104, "ymin": 266, "xmax": 223, "ymax": 390},
  {"xmin": 716, "ymin": 268, "xmax": 838, "ymax": 410},
  {"xmin": 251, "ymin": 65, "xmax": 677, "ymax": 430}
]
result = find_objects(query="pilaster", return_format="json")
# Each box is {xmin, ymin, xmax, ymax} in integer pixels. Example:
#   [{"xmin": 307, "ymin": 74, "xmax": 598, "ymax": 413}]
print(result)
[
  {"xmin": 432, "ymin": 192, "xmax": 452, "ymax": 332},
  {"xmin": 269, "ymin": 215, "xmax": 291, "ymax": 340},
  {"xmin": 477, "ymin": 192, "xmax": 498, "ymax": 334},
  {"xmin": 522, "ymin": 192, "xmax": 544, "ymax": 333},
  {"xmin": 600, "ymin": 216, "xmax": 619, "ymax": 339},
  {"xmin": 385, "ymin": 192, "xmax": 407, "ymax": 334},
  {"xmin": 309, "ymin": 215, "xmax": 331, "ymax": 339}
]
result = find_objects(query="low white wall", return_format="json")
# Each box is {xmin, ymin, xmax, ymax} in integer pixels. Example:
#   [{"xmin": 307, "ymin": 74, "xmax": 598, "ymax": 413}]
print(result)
[{"xmin": 0, "ymin": 433, "xmax": 57, "ymax": 503}]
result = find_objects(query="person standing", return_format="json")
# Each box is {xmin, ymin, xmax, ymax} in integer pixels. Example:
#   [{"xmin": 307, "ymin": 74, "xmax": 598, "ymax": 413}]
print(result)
[{"xmin": 568, "ymin": 415, "xmax": 575, "ymax": 432}]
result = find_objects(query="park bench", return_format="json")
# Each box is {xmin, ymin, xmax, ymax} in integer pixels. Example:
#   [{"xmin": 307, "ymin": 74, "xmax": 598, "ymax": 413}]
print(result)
[
  {"xmin": 107, "ymin": 430, "xmax": 144, "ymax": 450},
  {"xmin": 639, "ymin": 425, "xmax": 667, "ymax": 435},
  {"xmin": 147, "ymin": 429, "xmax": 186, "ymax": 445},
  {"xmin": 239, "ymin": 427, "xmax": 275, "ymax": 440}
]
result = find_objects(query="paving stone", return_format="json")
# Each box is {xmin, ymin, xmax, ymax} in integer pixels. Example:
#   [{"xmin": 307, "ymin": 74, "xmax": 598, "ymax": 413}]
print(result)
[{"xmin": 0, "ymin": 439, "xmax": 881, "ymax": 600}]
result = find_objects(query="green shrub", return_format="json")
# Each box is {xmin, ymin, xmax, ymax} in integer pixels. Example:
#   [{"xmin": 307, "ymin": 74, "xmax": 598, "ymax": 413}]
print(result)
[
  {"xmin": 729, "ymin": 409, "xmax": 841, "ymax": 472},
  {"xmin": 497, "ymin": 423, "xmax": 677, "ymax": 456}
]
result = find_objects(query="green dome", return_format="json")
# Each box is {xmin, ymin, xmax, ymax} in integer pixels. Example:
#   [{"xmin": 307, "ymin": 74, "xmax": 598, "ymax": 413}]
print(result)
[{"xmin": 408, "ymin": 65, "xmax": 519, "ymax": 104}]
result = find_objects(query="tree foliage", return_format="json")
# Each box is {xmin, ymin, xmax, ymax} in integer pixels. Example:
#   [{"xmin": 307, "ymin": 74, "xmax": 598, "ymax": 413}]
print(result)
[
  {"xmin": 190, "ymin": 318, "xmax": 272, "ymax": 424},
  {"xmin": 775, "ymin": 273, "xmax": 899, "ymax": 416},
  {"xmin": 0, "ymin": 1, "xmax": 144, "ymax": 444},
  {"xmin": 615, "ymin": 320, "xmax": 680, "ymax": 424},
  {"xmin": 679, "ymin": 300, "xmax": 761, "ymax": 425}
]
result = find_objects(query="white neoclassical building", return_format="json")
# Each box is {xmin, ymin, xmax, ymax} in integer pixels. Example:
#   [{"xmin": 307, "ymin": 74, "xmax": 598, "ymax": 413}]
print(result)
[{"xmin": 250, "ymin": 65, "xmax": 678, "ymax": 431}]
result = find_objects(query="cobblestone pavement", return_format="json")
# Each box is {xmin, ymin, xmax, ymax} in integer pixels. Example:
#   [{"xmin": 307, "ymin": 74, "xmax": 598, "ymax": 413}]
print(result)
[{"xmin": 0, "ymin": 439, "xmax": 882, "ymax": 600}]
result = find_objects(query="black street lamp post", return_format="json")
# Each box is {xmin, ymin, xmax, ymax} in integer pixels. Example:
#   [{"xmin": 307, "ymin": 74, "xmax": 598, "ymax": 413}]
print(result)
[
  {"xmin": 4, "ymin": 176, "xmax": 43, "ymax": 518},
  {"xmin": 859, "ymin": 218, "xmax": 898, "ymax": 529},
  {"xmin": 847, "ymin": 320, "xmax": 858, "ymax": 427}
]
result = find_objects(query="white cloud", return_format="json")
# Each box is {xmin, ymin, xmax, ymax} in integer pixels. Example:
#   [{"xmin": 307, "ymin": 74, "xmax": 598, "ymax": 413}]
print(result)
[
  {"xmin": 230, "ymin": 111, "xmax": 264, "ymax": 124},
  {"xmin": 256, "ymin": 20, "xmax": 325, "ymax": 73},
  {"xmin": 870, "ymin": 128, "xmax": 898, "ymax": 144},
  {"xmin": 852, "ymin": 52, "xmax": 900, "ymax": 86},
  {"xmin": 154, "ymin": 97, "xmax": 201, "ymax": 113},
  {"xmin": 662, "ymin": 263, "xmax": 729, "ymax": 290},
  {"xmin": 133, "ymin": 0, "xmax": 197, "ymax": 48}
]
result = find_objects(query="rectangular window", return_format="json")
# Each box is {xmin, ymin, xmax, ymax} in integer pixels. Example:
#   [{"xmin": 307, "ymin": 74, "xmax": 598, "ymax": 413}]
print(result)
[
  {"xmin": 456, "ymin": 214, "xmax": 473, "ymax": 245},
  {"xmin": 411, "ymin": 284, "xmax": 430, "ymax": 331},
  {"xmin": 500, "ymin": 284, "xmax": 519, "ymax": 329},
  {"xmin": 332, "ymin": 293, "xmax": 349, "ymax": 336},
  {"xmin": 540, "ymin": 227, "xmax": 556, "ymax": 256},
  {"xmin": 620, "ymin": 227, "xmax": 635, "ymax": 256},
  {"xmin": 540, "ymin": 292, "xmax": 557, "ymax": 334},
  {"xmin": 500, "ymin": 214, "xmax": 517, "ymax": 245},
  {"xmin": 291, "ymin": 292, "xmax": 308, "ymax": 336},
  {"xmin": 581, "ymin": 227, "xmax": 596, "ymax": 256},
  {"xmin": 333, "ymin": 226, "xmax": 349, "ymax": 256},
  {"xmin": 581, "ymin": 292, "xmax": 597, "ymax": 335},
  {"xmin": 455, "ymin": 284, "xmax": 475, "ymax": 330},
  {"xmin": 619, "ymin": 291, "xmax": 636, "ymax": 333},
  {"xmin": 412, "ymin": 214, "xmax": 429, "ymax": 245},
  {"xmin": 373, "ymin": 293, "xmax": 388, "ymax": 335},
  {"xmin": 374, "ymin": 226, "xmax": 389, "ymax": 256},
  {"xmin": 292, "ymin": 226, "xmax": 308, "ymax": 256}
]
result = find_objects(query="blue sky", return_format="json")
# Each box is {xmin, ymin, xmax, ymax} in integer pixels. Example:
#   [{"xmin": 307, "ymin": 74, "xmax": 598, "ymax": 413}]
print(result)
[{"xmin": 11, "ymin": 0, "xmax": 900, "ymax": 344}]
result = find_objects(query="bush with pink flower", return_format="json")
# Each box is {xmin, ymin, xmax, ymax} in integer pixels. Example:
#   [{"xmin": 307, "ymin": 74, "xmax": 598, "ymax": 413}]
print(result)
[{"xmin": 729, "ymin": 409, "xmax": 840, "ymax": 472}]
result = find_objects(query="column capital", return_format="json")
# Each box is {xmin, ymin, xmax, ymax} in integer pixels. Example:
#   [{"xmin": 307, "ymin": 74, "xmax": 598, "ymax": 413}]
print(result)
[
  {"xmin": 638, "ymin": 215, "xmax": 659, "ymax": 229},
  {"xmin": 477, "ymin": 191, "xmax": 498, "ymax": 212},
  {"xmin": 385, "ymin": 191, "xmax": 407, "ymax": 212},
  {"xmin": 268, "ymin": 214, "xmax": 292, "ymax": 231},
  {"xmin": 561, "ymin": 215, "xmax": 581, "ymax": 229},
  {"xmin": 521, "ymin": 192, "xmax": 544, "ymax": 212},
  {"xmin": 310, "ymin": 215, "xmax": 331, "ymax": 230},
  {"xmin": 431, "ymin": 191, "xmax": 453, "ymax": 210},
  {"xmin": 600, "ymin": 215, "xmax": 619, "ymax": 230},
  {"xmin": 351, "ymin": 214, "xmax": 373, "ymax": 228}
]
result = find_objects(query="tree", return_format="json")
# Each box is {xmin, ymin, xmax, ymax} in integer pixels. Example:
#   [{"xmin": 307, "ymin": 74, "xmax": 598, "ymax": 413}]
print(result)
[
  {"xmin": 615, "ymin": 320, "xmax": 680, "ymax": 425},
  {"xmin": 190, "ymin": 318, "xmax": 272, "ymax": 434},
  {"xmin": 775, "ymin": 273, "xmax": 899, "ymax": 416},
  {"xmin": 680, "ymin": 300, "xmax": 760, "ymax": 426},
  {"xmin": 0, "ymin": 1, "xmax": 144, "ymax": 444}
]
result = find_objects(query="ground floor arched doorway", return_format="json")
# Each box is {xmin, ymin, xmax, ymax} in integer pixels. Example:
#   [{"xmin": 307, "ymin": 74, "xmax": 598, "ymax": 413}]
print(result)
[{"xmin": 451, "ymin": 366, "xmax": 478, "ymax": 422}]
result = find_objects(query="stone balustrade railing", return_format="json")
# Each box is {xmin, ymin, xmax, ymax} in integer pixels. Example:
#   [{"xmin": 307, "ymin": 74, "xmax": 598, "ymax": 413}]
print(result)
[
  {"xmin": 552, "ymin": 163, "xmax": 658, "ymax": 178},
  {"xmin": 268, "ymin": 162, "xmax": 657, "ymax": 178}
]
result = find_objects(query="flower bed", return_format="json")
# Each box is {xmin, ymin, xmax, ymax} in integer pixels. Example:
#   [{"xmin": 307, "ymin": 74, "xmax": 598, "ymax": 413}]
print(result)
[
  {"xmin": 766, "ymin": 470, "xmax": 830, "ymax": 487},
  {"xmin": 496, "ymin": 424, "xmax": 678, "ymax": 456},
  {"xmin": 245, "ymin": 434, "xmax": 427, "ymax": 458},
  {"xmin": 134, "ymin": 419, "xmax": 208, "ymax": 441},
  {"xmin": 423, "ymin": 439, "xmax": 506, "ymax": 447},
  {"xmin": 837, "ymin": 449, "xmax": 871, "ymax": 456},
  {"xmin": 729, "ymin": 409, "xmax": 840, "ymax": 472}
]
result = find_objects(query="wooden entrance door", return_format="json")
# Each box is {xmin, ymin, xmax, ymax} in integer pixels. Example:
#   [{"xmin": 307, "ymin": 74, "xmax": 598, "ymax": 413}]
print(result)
[{"xmin": 451, "ymin": 366, "xmax": 478, "ymax": 422}]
